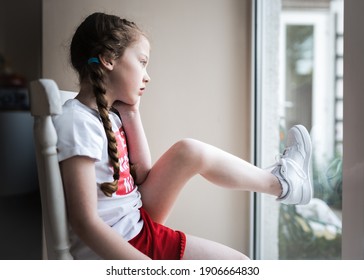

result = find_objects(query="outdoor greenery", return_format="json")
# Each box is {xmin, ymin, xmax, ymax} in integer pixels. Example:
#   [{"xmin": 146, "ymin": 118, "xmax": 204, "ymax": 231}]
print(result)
[
  {"xmin": 279, "ymin": 204, "xmax": 341, "ymax": 259},
  {"xmin": 278, "ymin": 156, "xmax": 342, "ymax": 259}
]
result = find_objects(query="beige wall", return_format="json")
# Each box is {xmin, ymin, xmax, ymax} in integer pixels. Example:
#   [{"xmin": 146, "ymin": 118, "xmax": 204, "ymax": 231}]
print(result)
[
  {"xmin": 342, "ymin": 0, "xmax": 364, "ymax": 260},
  {"xmin": 43, "ymin": 0, "xmax": 252, "ymax": 254}
]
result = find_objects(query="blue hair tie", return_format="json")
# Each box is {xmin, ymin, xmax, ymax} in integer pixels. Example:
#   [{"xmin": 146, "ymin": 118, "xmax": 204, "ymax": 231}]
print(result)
[{"xmin": 88, "ymin": 57, "xmax": 100, "ymax": 64}]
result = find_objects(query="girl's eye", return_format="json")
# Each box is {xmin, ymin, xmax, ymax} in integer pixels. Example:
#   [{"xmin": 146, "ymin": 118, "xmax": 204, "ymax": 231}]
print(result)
[{"xmin": 141, "ymin": 60, "xmax": 147, "ymax": 66}]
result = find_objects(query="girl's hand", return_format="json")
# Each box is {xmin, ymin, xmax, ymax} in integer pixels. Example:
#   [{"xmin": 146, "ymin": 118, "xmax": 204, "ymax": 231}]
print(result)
[
  {"xmin": 112, "ymin": 97, "xmax": 151, "ymax": 185},
  {"xmin": 113, "ymin": 98, "xmax": 140, "ymax": 116}
]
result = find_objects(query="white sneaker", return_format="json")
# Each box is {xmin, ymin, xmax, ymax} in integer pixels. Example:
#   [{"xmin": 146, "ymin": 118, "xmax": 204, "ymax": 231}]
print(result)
[{"xmin": 271, "ymin": 125, "xmax": 313, "ymax": 205}]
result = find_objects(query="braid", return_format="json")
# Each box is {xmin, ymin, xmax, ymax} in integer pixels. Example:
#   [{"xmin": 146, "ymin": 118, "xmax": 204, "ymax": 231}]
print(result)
[
  {"xmin": 70, "ymin": 12, "xmax": 145, "ymax": 197},
  {"xmin": 89, "ymin": 65, "xmax": 120, "ymax": 197}
]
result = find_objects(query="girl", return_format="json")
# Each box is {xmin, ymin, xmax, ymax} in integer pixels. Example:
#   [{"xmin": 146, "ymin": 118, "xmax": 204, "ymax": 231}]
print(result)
[{"xmin": 54, "ymin": 12, "xmax": 312, "ymax": 260}]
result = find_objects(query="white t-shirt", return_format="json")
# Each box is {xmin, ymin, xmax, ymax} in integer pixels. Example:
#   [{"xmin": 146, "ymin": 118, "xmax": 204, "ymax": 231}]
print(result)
[{"xmin": 53, "ymin": 99, "xmax": 143, "ymax": 259}]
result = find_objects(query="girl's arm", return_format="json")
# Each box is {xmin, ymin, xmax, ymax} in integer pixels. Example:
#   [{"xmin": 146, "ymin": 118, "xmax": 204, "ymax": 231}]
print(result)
[
  {"xmin": 113, "ymin": 98, "xmax": 152, "ymax": 185},
  {"xmin": 60, "ymin": 156, "xmax": 150, "ymax": 260}
]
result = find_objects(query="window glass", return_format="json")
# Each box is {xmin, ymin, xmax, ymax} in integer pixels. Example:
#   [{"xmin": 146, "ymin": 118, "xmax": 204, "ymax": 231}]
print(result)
[{"xmin": 255, "ymin": 0, "xmax": 343, "ymax": 259}]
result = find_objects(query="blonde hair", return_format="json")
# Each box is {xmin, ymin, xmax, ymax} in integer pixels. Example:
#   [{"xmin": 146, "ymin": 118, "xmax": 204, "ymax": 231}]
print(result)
[{"xmin": 70, "ymin": 13, "xmax": 144, "ymax": 196}]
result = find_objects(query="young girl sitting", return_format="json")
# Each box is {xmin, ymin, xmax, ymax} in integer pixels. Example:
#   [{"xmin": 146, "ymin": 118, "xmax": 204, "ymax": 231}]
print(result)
[{"xmin": 53, "ymin": 12, "xmax": 313, "ymax": 260}]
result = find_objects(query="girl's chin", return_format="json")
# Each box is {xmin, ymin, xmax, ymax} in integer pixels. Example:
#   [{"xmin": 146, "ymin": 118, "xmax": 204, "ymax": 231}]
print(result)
[{"xmin": 113, "ymin": 98, "xmax": 139, "ymax": 107}]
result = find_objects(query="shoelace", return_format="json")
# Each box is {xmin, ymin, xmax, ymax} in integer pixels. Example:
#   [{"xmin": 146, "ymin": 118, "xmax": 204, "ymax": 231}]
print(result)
[
  {"xmin": 266, "ymin": 148, "xmax": 307, "ymax": 181},
  {"xmin": 276, "ymin": 153, "xmax": 307, "ymax": 180}
]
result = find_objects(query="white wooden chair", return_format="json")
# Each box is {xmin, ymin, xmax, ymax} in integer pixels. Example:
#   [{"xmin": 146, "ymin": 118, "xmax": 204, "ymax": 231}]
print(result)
[{"xmin": 30, "ymin": 79, "xmax": 77, "ymax": 260}]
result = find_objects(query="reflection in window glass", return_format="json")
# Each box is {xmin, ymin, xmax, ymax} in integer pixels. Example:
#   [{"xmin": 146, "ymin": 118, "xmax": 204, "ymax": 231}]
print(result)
[
  {"xmin": 285, "ymin": 25, "xmax": 313, "ymax": 130},
  {"xmin": 255, "ymin": 0, "xmax": 343, "ymax": 259}
]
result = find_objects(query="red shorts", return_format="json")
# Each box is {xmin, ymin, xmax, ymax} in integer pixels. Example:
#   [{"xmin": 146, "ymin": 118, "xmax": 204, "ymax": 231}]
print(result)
[{"xmin": 128, "ymin": 208, "xmax": 186, "ymax": 260}]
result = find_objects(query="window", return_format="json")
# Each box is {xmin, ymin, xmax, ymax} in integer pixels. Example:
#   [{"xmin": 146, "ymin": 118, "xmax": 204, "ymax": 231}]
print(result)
[{"xmin": 253, "ymin": 0, "xmax": 343, "ymax": 259}]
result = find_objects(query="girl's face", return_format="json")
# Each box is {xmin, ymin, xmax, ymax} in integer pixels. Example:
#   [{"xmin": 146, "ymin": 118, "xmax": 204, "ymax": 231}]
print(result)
[{"xmin": 107, "ymin": 36, "xmax": 151, "ymax": 105}]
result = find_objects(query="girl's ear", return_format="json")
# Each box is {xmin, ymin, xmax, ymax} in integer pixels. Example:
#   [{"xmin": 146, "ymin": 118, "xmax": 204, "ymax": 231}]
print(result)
[{"xmin": 99, "ymin": 55, "xmax": 114, "ymax": 71}]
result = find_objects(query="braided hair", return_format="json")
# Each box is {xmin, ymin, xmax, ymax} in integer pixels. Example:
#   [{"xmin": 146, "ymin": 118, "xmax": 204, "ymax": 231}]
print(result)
[{"xmin": 70, "ymin": 13, "xmax": 144, "ymax": 197}]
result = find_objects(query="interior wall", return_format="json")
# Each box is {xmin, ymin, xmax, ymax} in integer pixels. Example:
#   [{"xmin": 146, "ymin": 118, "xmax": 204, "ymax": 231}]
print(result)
[
  {"xmin": 0, "ymin": 0, "xmax": 42, "ymax": 83},
  {"xmin": 342, "ymin": 0, "xmax": 364, "ymax": 260},
  {"xmin": 43, "ymin": 0, "xmax": 252, "ymax": 254},
  {"xmin": 0, "ymin": 0, "xmax": 42, "ymax": 259}
]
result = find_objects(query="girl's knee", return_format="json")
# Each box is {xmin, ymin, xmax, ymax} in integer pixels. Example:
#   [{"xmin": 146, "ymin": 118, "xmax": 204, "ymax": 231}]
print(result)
[
  {"xmin": 172, "ymin": 138, "xmax": 206, "ymax": 168},
  {"xmin": 174, "ymin": 138, "xmax": 201, "ymax": 151}
]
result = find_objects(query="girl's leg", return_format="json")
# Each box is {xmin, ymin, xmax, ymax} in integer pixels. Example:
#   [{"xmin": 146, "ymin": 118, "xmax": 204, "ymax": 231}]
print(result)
[
  {"xmin": 183, "ymin": 235, "xmax": 249, "ymax": 260},
  {"xmin": 182, "ymin": 234, "xmax": 249, "ymax": 260},
  {"xmin": 139, "ymin": 138, "xmax": 281, "ymax": 224}
]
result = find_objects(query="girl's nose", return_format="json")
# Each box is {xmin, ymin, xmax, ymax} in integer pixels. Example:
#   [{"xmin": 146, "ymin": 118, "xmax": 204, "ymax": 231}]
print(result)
[{"xmin": 144, "ymin": 72, "xmax": 151, "ymax": 83}]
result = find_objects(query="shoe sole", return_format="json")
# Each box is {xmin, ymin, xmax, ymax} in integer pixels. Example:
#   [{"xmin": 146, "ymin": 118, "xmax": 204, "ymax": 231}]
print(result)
[{"xmin": 292, "ymin": 125, "xmax": 313, "ymax": 204}]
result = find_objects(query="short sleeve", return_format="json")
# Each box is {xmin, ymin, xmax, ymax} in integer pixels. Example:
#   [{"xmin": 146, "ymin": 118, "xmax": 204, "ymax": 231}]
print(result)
[{"xmin": 53, "ymin": 100, "xmax": 105, "ymax": 162}]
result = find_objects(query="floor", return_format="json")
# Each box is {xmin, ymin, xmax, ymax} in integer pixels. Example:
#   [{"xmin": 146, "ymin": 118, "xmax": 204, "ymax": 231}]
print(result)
[{"xmin": 0, "ymin": 191, "xmax": 42, "ymax": 259}]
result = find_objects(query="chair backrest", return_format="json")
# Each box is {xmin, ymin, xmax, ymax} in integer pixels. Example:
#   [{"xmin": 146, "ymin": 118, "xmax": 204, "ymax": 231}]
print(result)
[{"xmin": 29, "ymin": 79, "xmax": 77, "ymax": 260}]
